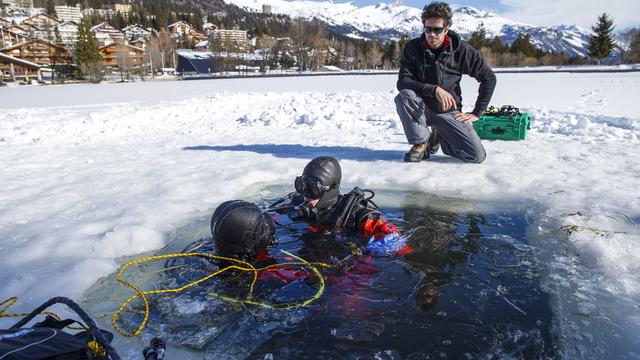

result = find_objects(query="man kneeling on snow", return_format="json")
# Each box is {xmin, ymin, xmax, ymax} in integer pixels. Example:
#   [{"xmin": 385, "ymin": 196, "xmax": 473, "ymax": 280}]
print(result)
[{"xmin": 395, "ymin": 1, "xmax": 496, "ymax": 163}]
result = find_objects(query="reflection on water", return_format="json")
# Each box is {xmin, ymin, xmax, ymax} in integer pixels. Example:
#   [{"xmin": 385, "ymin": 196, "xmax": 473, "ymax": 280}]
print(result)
[{"xmin": 83, "ymin": 188, "xmax": 558, "ymax": 359}]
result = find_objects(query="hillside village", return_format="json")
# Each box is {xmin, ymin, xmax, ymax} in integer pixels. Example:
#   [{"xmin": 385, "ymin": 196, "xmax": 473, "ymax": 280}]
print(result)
[{"xmin": 0, "ymin": 0, "xmax": 333, "ymax": 84}]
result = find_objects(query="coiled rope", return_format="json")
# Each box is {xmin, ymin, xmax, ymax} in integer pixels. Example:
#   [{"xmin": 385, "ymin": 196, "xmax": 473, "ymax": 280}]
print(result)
[{"xmin": 111, "ymin": 250, "xmax": 331, "ymax": 337}]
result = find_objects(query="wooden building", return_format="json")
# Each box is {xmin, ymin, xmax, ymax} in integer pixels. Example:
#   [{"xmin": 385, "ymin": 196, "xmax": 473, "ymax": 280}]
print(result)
[
  {"xmin": 168, "ymin": 21, "xmax": 191, "ymax": 36},
  {"xmin": 22, "ymin": 13, "xmax": 61, "ymax": 30},
  {"xmin": 188, "ymin": 29, "xmax": 208, "ymax": 43},
  {"xmin": 1, "ymin": 39, "xmax": 71, "ymax": 67},
  {"xmin": 90, "ymin": 22, "xmax": 125, "ymax": 46},
  {"xmin": 122, "ymin": 24, "xmax": 150, "ymax": 41},
  {"xmin": 98, "ymin": 42, "xmax": 144, "ymax": 70},
  {"xmin": 0, "ymin": 51, "xmax": 43, "ymax": 82},
  {"xmin": 7, "ymin": 23, "xmax": 38, "ymax": 36},
  {"xmin": 0, "ymin": 27, "xmax": 27, "ymax": 48}
]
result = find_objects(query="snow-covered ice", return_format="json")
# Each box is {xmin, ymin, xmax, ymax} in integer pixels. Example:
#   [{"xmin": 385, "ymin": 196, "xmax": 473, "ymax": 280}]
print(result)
[{"xmin": 1, "ymin": 72, "xmax": 639, "ymax": 355}]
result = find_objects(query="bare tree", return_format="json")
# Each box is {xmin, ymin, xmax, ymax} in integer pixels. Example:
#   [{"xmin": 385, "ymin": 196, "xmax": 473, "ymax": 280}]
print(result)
[
  {"xmin": 116, "ymin": 44, "xmax": 133, "ymax": 81},
  {"xmin": 146, "ymin": 31, "xmax": 177, "ymax": 74},
  {"xmin": 290, "ymin": 17, "xmax": 307, "ymax": 71},
  {"xmin": 368, "ymin": 41, "xmax": 383, "ymax": 69}
]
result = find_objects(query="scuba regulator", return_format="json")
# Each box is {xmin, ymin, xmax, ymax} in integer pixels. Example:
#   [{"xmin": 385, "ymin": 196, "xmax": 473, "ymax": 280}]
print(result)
[{"xmin": 290, "ymin": 203, "xmax": 319, "ymax": 222}]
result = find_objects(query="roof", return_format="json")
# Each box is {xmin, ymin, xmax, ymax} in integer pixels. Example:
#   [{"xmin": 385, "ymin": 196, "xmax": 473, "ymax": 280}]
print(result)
[
  {"xmin": 9, "ymin": 23, "xmax": 38, "ymax": 31},
  {"xmin": 98, "ymin": 42, "xmax": 144, "ymax": 52},
  {"xmin": 0, "ymin": 39, "xmax": 67, "ymax": 52},
  {"xmin": 22, "ymin": 13, "xmax": 61, "ymax": 25},
  {"xmin": 320, "ymin": 65, "xmax": 344, "ymax": 71},
  {"xmin": 59, "ymin": 21, "xmax": 79, "ymax": 27},
  {"xmin": 90, "ymin": 22, "xmax": 121, "ymax": 33},
  {"xmin": 215, "ymin": 29, "xmax": 248, "ymax": 34},
  {"xmin": 0, "ymin": 17, "xmax": 10, "ymax": 25},
  {"xmin": 194, "ymin": 40, "xmax": 208, "ymax": 48},
  {"xmin": 168, "ymin": 21, "xmax": 189, "ymax": 28},
  {"xmin": 122, "ymin": 24, "xmax": 150, "ymax": 32},
  {"xmin": 0, "ymin": 52, "xmax": 41, "ymax": 69},
  {"xmin": 177, "ymin": 53, "xmax": 214, "ymax": 74},
  {"xmin": 177, "ymin": 49, "xmax": 264, "ymax": 61},
  {"xmin": 0, "ymin": 27, "xmax": 27, "ymax": 38}
]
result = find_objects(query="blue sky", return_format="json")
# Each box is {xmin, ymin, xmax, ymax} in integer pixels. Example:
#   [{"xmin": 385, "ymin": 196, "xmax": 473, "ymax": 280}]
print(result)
[{"xmin": 346, "ymin": 0, "xmax": 639, "ymax": 29}]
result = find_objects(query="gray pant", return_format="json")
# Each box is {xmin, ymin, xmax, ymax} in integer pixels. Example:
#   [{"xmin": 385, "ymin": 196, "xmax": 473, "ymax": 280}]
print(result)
[{"xmin": 394, "ymin": 89, "xmax": 486, "ymax": 163}]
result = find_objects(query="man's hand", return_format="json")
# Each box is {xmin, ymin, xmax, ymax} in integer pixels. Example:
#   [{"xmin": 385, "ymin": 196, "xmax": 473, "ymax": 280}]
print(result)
[
  {"xmin": 454, "ymin": 112, "xmax": 479, "ymax": 123},
  {"xmin": 435, "ymin": 86, "xmax": 456, "ymax": 111}
]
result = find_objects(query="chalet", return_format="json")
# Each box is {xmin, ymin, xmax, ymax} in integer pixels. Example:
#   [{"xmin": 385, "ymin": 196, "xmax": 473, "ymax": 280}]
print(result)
[
  {"xmin": 22, "ymin": 13, "xmax": 61, "ymax": 30},
  {"xmin": 0, "ymin": 51, "xmax": 44, "ymax": 82},
  {"xmin": 0, "ymin": 26, "xmax": 27, "ymax": 48},
  {"xmin": 90, "ymin": 22, "xmax": 125, "ymax": 46},
  {"xmin": 0, "ymin": 39, "xmax": 71, "ymax": 67},
  {"xmin": 168, "ymin": 21, "xmax": 191, "ymax": 36},
  {"xmin": 122, "ymin": 24, "xmax": 150, "ymax": 41},
  {"xmin": 202, "ymin": 23, "xmax": 217, "ymax": 35},
  {"xmin": 98, "ymin": 42, "xmax": 144, "ymax": 70}
]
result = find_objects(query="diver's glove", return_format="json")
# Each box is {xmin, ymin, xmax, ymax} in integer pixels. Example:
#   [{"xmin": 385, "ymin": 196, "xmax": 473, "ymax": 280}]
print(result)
[{"xmin": 365, "ymin": 232, "xmax": 411, "ymax": 256}]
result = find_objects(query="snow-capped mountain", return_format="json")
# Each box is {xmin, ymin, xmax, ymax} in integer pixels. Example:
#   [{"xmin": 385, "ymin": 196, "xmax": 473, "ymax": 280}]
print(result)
[{"xmin": 224, "ymin": 0, "xmax": 591, "ymax": 57}]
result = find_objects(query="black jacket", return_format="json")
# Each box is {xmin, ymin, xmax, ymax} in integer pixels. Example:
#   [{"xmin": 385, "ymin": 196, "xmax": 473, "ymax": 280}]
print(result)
[{"xmin": 397, "ymin": 31, "xmax": 496, "ymax": 117}]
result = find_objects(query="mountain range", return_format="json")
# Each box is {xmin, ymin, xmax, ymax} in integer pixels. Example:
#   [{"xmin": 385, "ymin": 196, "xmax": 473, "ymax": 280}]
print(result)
[{"xmin": 223, "ymin": 0, "xmax": 592, "ymax": 57}]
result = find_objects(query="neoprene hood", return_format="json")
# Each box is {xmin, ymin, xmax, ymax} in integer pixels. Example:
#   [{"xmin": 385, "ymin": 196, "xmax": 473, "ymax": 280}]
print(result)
[
  {"xmin": 210, "ymin": 200, "xmax": 275, "ymax": 261},
  {"xmin": 302, "ymin": 156, "xmax": 342, "ymax": 209}
]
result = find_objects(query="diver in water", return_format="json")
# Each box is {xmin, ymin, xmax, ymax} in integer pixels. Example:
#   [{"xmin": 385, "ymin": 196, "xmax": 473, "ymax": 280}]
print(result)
[
  {"xmin": 126, "ymin": 200, "xmax": 323, "ymax": 358},
  {"xmin": 269, "ymin": 156, "xmax": 409, "ymax": 255},
  {"xmin": 207, "ymin": 199, "xmax": 314, "ymax": 282}
]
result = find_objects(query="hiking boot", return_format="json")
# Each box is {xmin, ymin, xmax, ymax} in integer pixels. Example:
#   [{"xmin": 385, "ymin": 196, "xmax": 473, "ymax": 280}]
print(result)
[
  {"xmin": 427, "ymin": 128, "xmax": 440, "ymax": 156},
  {"xmin": 404, "ymin": 142, "xmax": 427, "ymax": 162}
]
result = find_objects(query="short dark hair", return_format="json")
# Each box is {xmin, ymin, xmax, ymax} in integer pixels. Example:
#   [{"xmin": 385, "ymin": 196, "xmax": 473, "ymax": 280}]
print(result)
[{"xmin": 422, "ymin": 2, "xmax": 453, "ymax": 27}]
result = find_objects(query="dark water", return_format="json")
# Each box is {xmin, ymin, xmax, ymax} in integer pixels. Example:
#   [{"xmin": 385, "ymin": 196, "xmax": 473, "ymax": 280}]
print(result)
[{"xmin": 83, "ymin": 188, "xmax": 558, "ymax": 359}]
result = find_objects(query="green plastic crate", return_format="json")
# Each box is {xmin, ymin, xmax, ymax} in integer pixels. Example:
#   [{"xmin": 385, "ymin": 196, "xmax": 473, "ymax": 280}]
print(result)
[{"xmin": 473, "ymin": 112, "xmax": 531, "ymax": 140}]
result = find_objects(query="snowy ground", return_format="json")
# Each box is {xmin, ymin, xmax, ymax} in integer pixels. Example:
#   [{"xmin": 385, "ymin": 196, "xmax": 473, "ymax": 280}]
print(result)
[{"xmin": 1, "ymin": 73, "xmax": 639, "ymax": 356}]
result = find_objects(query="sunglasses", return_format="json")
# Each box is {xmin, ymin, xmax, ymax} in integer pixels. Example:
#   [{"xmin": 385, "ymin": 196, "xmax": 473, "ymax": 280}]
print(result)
[
  {"xmin": 294, "ymin": 175, "xmax": 331, "ymax": 199},
  {"xmin": 423, "ymin": 26, "xmax": 446, "ymax": 34}
]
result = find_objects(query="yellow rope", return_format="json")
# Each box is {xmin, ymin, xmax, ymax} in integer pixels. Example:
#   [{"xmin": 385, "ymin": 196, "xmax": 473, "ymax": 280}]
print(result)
[
  {"xmin": 0, "ymin": 297, "xmax": 84, "ymax": 330},
  {"xmin": 111, "ymin": 251, "xmax": 330, "ymax": 337},
  {"xmin": 208, "ymin": 250, "xmax": 328, "ymax": 310}
]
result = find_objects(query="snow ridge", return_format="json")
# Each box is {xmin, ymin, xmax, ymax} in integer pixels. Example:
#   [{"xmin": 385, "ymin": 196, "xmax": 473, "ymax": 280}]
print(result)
[{"xmin": 224, "ymin": 0, "xmax": 591, "ymax": 56}]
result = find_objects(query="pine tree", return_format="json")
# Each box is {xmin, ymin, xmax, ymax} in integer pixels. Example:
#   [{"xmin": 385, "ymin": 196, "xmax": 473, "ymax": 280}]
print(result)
[
  {"xmin": 52, "ymin": 25, "xmax": 64, "ymax": 82},
  {"xmin": 192, "ymin": 9, "xmax": 204, "ymax": 31},
  {"xmin": 587, "ymin": 13, "xmax": 615, "ymax": 64},
  {"xmin": 74, "ymin": 21, "xmax": 102, "ymax": 82},
  {"xmin": 489, "ymin": 36, "xmax": 507, "ymax": 54},
  {"xmin": 510, "ymin": 33, "xmax": 537, "ymax": 57},
  {"xmin": 46, "ymin": 0, "xmax": 56, "ymax": 18},
  {"xmin": 469, "ymin": 23, "xmax": 487, "ymax": 50}
]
